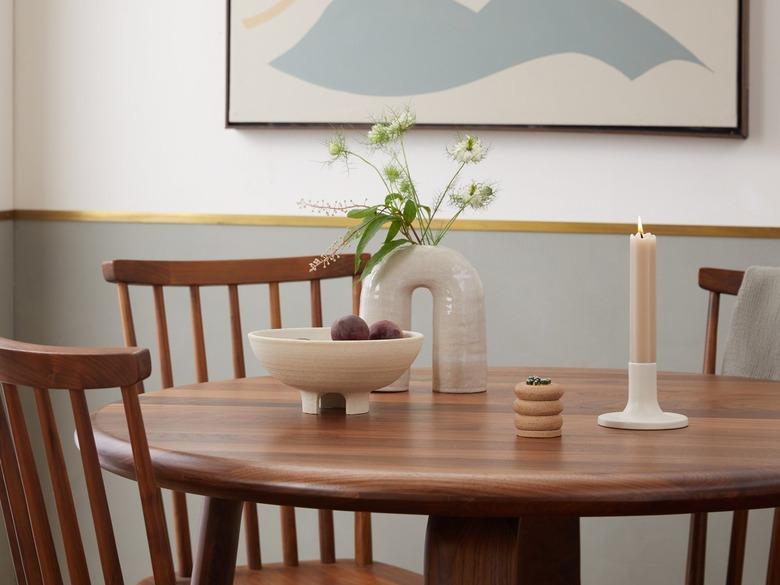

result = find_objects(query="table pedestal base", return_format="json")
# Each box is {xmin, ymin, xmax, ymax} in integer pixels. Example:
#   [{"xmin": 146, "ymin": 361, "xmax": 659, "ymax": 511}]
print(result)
[
  {"xmin": 192, "ymin": 497, "xmax": 243, "ymax": 585},
  {"xmin": 424, "ymin": 515, "xmax": 580, "ymax": 585}
]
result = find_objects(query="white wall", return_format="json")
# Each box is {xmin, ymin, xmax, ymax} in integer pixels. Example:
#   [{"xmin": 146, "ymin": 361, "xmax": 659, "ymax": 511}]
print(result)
[
  {"xmin": 1, "ymin": 0, "xmax": 11, "ymax": 210},
  {"xmin": 13, "ymin": 0, "xmax": 780, "ymax": 227}
]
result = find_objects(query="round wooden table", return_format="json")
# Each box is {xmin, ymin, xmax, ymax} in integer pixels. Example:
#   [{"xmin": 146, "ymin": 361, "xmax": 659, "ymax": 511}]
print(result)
[{"xmin": 92, "ymin": 368, "xmax": 780, "ymax": 585}]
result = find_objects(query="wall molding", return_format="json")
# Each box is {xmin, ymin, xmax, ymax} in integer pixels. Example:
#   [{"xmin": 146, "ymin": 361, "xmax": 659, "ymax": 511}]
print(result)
[
  {"xmin": 4, "ymin": 209, "xmax": 779, "ymax": 238},
  {"xmin": 0, "ymin": 210, "xmax": 12, "ymax": 221}
]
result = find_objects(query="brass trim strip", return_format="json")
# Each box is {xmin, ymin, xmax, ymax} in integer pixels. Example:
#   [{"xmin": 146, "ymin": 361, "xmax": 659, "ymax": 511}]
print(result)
[{"xmin": 6, "ymin": 209, "xmax": 780, "ymax": 239}]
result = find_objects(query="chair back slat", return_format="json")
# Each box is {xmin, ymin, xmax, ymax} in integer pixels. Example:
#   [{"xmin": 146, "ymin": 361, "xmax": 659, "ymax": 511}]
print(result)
[
  {"xmin": 269, "ymin": 282, "xmax": 282, "ymax": 329},
  {"xmin": 117, "ymin": 284, "xmax": 144, "ymax": 393},
  {"xmin": 243, "ymin": 503, "xmax": 262, "ymax": 570},
  {"xmin": 703, "ymin": 292, "xmax": 721, "ymax": 375},
  {"xmin": 120, "ymin": 386, "xmax": 176, "ymax": 585},
  {"xmin": 228, "ymin": 285, "xmax": 247, "ymax": 379},
  {"xmin": 318, "ymin": 509, "xmax": 336, "ymax": 564},
  {"xmin": 226, "ymin": 285, "xmax": 263, "ymax": 569},
  {"xmin": 355, "ymin": 511, "xmax": 373, "ymax": 567},
  {"xmin": 189, "ymin": 286, "xmax": 209, "ymax": 383},
  {"xmin": 310, "ymin": 280, "xmax": 323, "ymax": 327},
  {"xmin": 768, "ymin": 508, "xmax": 780, "ymax": 584},
  {"xmin": 101, "ymin": 254, "xmax": 372, "ymax": 573},
  {"xmin": 152, "ymin": 286, "xmax": 175, "ymax": 390},
  {"xmin": 0, "ymin": 338, "xmax": 171, "ymax": 585},
  {"xmin": 3, "ymin": 385, "xmax": 64, "ymax": 585},
  {"xmin": 0, "ymin": 463, "xmax": 29, "ymax": 585},
  {"xmin": 70, "ymin": 389, "xmax": 125, "ymax": 585},
  {"xmin": 170, "ymin": 493, "xmax": 192, "ymax": 577},
  {"xmin": 280, "ymin": 506, "xmax": 299, "ymax": 566},
  {"xmin": 33, "ymin": 387, "xmax": 91, "ymax": 585},
  {"xmin": 116, "ymin": 283, "xmax": 138, "ymax": 347},
  {"xmin": 153, "ymin": 285, "xmax": 195, "ymax": 576},
  {"xmin": 0, "ymin": 386, "xmax": 42, "ymax": 585}
]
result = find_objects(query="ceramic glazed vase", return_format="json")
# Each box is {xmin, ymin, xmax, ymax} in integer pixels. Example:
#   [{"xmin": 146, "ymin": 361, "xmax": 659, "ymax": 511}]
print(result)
[{"xmin": 360, "ymin": 245, "xmax": 487, "ymax": 393}]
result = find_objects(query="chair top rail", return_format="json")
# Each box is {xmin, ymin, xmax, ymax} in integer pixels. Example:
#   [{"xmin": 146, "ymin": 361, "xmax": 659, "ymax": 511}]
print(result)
[
  {"xmin": 103, "ymin": 255, "xmax": 369, "ymax": 287},
  {"xmin": 698, "ymin": 267, "xmax": 744, "ymax": 296},
  {"xmin": 0, "ymin": 338, "xmax": 151, "ymax": 389}
]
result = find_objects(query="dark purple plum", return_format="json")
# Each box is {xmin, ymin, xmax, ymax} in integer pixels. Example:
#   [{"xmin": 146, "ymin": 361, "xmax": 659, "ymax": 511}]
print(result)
[
  {"xmin": 369, "ymin": 320, "xmax": 403, "ymax": 340},
  {"xmin": 330, "ymin": 314, "xmax": 370, "ymax": 341}
]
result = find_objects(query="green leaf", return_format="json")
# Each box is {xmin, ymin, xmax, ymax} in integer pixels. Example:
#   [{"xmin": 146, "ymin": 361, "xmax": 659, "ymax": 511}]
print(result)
[
  {"xmin": 385, "ymin": 193, "xmax": 402, "ymax": 206},
  {"xmin": 354, "ymin": 215, "xmax": 388, "ymax": 270},
  {"xmin": 403, "ymin": 200, "xmax": 418, "ymax": 224},
  {"xmin": 360, "ymin": 240, "xmax": 409, "ymax": 280},
  {"xmin": 347, "ymin": 207, "xmax": 377, "ymax": 219},
  {"xmin": 385, "ymin": 220, "xmax": 402, "ymax": 243}
]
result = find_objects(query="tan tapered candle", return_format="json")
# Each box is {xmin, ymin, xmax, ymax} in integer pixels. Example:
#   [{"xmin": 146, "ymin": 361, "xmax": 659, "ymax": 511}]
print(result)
[{"xmin": 630, "ymin": 217, "xmax": 656, "ymax": 363}]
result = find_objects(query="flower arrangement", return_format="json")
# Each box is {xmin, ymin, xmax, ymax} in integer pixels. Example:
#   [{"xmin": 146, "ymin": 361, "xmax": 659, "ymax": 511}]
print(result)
[{"xmin": 300, "ymin": 108, "xmax": 497, "ymax": 278}]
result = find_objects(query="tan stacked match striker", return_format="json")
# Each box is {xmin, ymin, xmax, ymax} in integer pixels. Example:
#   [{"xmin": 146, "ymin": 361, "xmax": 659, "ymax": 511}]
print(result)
[{"xmin": 514, "ymin": 376, "xmax": 564, "ymax": 438}]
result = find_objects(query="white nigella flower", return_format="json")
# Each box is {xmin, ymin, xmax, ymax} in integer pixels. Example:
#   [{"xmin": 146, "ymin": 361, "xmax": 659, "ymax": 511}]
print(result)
[
  {"xmin": 383, "ymin": 164, "xmax": 403, "ymax": 185},
  {"xmin": 387, "ymin": 108, "xmax": 416, "ymax": 137},
  {"xmin": 450, "ymin": 182, "xmax": 497, "ymax": 210},
  {"xmin": 448, "ymin": 135, "xmax": 488, "ymax": 164},
  {"xmin": 367, "ymin": 122, "xmax": 392, "ymax": 146},
  {"xmin": 327, "ymin": 133, "xmax": 348, "ymax": 159},
  {"xmin": 368, "ymin": 108, "xmax": 416, "ymax": 146}
]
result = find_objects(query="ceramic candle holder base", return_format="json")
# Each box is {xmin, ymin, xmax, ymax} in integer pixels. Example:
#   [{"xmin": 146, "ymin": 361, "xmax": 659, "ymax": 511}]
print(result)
[{"xmin": 598, "ymin": 363, "xmax": 688, "ymax": 430}]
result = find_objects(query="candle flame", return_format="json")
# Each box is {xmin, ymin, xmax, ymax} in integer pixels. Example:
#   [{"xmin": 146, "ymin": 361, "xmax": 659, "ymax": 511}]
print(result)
[{"xmin": 637, "ymin": 216, "xmax": 644, "ymax": 236}]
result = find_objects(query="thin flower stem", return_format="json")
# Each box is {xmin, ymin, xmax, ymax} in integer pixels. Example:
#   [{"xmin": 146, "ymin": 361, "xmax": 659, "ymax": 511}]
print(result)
[
  {"xmin": 347, "ymin": 150, "xmax": 392, "ymax": 194},
  {"xmin": 434, "ymin": 206, "xmax": 467, "ymax": 245},
  {"xmin": 421, "ymin": 161, "xmax": 466, "ymax": 242},
  {"xmin": 408, "ymin": 221, "xmax": 422, "ymax": 244},
  {"xmin": 399, "ymin": 137, "xmax": 430, "ymax": 244}
]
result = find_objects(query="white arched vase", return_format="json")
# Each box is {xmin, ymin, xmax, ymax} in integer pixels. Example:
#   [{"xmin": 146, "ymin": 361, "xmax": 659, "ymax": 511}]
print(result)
[{"xmin": 360, "ymin": 245, "xmax": 487, "ymax": 393}]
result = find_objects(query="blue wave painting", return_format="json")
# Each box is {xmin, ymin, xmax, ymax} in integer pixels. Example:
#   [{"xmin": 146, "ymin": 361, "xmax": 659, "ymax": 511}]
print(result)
[{"xmin": 271, "ymin": 0, "xmax": 705, "ymax": 96}]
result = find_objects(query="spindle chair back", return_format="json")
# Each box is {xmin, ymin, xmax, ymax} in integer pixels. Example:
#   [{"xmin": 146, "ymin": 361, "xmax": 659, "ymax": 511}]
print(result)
[
  {"xmin": 101, "ymin": 255, "xmax": 373, "ymax": 578},
  {"xmin": 0, "ymin": 338, "xmax": 175, "ymax": 585},
  {"xmin": 686, "ymin": 267, "xmax": 780, "ymax": 585}
]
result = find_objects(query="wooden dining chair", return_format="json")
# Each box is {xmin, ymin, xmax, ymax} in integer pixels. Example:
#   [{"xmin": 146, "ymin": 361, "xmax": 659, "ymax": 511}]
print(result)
[
  {"xmin": 0, "ymin": 337, "xmax": 177, "ymax": 585},
  {"xmin": 101, "ymin": 255, "xmax": 421, "ymax": 585},
  {"xmin": 686, "ymin": 267, "xmax": 780, "ymax": 585}
]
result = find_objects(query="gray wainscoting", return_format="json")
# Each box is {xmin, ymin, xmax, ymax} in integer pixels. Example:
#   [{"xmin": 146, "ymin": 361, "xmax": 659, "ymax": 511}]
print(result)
[
  {"xmin": 7, "ymin": 219, "xmax": 780, "ymax": 585},
  {"xmin": 0, "ymin": 219, "xmax": 12, "ymax": 337}
]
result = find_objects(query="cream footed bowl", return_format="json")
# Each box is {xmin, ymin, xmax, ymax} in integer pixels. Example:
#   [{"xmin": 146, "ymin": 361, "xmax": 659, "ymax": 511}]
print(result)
[{"xmin": 248, "ymin": 327, "xmax": 424, "ymax": 415}]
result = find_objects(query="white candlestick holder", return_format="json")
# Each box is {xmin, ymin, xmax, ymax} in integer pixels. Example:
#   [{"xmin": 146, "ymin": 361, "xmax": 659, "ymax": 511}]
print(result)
[{"xmin": 598, "ymin": 363, "xmax": 688, "ymax": 430}]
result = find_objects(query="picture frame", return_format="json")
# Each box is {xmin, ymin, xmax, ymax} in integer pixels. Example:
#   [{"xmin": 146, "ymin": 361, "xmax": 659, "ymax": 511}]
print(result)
[{"xmin": 226, "ymin": 0, "xmax": 749, "ymax": 137}]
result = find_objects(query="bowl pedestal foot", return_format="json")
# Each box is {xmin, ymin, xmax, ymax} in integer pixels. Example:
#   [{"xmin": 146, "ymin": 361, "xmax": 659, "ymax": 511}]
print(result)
[{"xmin": 299, "ymin": 391, "xmax": 370, "ymax": 415}]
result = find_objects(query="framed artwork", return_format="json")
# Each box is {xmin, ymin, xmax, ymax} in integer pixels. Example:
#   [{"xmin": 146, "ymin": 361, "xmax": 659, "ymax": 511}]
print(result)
[{"xmin": 226, "ymin": 0, "xmax": 748, "ymax": 137}]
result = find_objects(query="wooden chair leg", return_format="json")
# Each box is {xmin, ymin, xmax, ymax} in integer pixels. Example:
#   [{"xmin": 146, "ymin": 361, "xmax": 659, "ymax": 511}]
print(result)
[
  {"xmin": 726, "ymin": 510, "xmax": 748, "ymax": 585},
  {"xmin": 767, "ymin": 508, "xmax": 780, "ymax": 585},
  {"xmin": 686, "ymin": 513, "xmax": 707, "ymax": 585}
]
